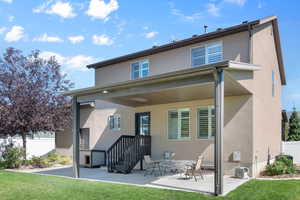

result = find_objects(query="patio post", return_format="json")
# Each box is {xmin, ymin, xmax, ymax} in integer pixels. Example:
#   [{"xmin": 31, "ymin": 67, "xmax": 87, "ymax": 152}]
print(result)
[
  {"xmin": 72, "ymin": 96, "xmax": 80, "ymax": 178},
  {"xmin": 214, "ymin": 69, "xmax": 224, "ymax": 195}
]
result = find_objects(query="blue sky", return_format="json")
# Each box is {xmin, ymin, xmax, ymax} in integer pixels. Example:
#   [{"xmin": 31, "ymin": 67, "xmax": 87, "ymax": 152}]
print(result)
[{"xmin": 0, "ymin": 0, "xmax": 299, "ymax": 110}]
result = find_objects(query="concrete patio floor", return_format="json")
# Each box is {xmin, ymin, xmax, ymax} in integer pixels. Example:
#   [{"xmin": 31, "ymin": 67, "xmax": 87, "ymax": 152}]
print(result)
[{"xmin": 16, "ymin": 166, "xmax": 250, "ymax": 195}]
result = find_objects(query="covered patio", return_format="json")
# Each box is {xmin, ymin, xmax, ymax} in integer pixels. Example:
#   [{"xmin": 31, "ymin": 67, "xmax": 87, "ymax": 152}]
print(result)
[
  {"xmin": 22, "ymin": 166, "xmax": 249, "ymax": 195},
  {"xmin": 63, "ymin": 60, "xmax": 259, "ymax": 195}
]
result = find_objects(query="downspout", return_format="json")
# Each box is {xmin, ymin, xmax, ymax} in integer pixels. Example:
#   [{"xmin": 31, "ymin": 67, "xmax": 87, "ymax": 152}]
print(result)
[
  {"xmin": 248, "ymin": 23, "xmax": 254, "ymax": 64},
  {"xmin": 248, "ymin": 23, "xmax": 256, "ymax": 176}
]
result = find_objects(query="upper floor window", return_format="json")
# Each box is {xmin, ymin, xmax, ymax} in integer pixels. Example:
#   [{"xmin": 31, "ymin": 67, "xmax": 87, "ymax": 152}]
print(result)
[
  {"xmin": 109, "ymin": 114, "xmax": 121, "ymax": 130},
  {"xmin": 191, "ymin": 41, "xmax": 223, "ymax": 67},
  {"xmin": 131, "ymin": 60, "xmax": 149, "ymax": 80}
]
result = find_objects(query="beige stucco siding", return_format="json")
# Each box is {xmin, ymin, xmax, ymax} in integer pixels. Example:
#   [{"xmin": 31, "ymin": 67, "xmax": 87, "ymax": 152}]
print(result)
[
  {"xmin": 251, "ymin": 22, "xmax": 282, "ymax": 175},
  {"xmin": 77, "ymin": 95, "xmax": 253, "ymax": 175},
  {"xmin": 95, "ymin": 31, "xmax": 249, "ymax": 86}
]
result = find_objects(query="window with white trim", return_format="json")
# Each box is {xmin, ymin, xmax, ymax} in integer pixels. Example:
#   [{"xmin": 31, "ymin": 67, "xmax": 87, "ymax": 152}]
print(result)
[
  {"xmin": 109, "ymin": 114, "xmax": 121, "ymax": 130},
  {"xmin": 168, "ymin": 108, "xmax": 190, "ymax": 140},
  {"xmin": 192, "ymin": 42, "xmax": 223, "ymax": 67},
  {"xmin": 131, "ymin": 60, "xmax": 149, "ymax": 80},
  {"xmin": 197, "ymin": 106, "xmax": 215, "ymax": 139}
]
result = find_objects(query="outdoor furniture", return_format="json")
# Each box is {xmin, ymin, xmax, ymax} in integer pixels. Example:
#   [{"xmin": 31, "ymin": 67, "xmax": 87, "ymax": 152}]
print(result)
[
  {"xmin": 184, "ymin": 156, "xmax": 204, "ymax": 181},
  {"xmin": 161, "ymin": 152, "xmax": 177, "ymax": 174},
  {"xmin": 144, "ymin": 155, "xmax": 163, "ymax": 176}
]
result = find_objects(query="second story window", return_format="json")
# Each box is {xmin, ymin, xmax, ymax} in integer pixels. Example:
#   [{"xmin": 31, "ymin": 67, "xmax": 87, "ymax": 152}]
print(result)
[
  {"xmin": 131, "ymin": 60, "xmax": 149, "ymax": 80},
  {"xmin": 191, "ymin": 41, "xmax": 223, "ymax": 67}
]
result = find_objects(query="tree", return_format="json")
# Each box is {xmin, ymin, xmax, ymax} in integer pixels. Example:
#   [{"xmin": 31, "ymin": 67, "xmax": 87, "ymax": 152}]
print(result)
[
  {"xmin": 288, "ymin": 107, "xmax": 300, "ymax": 141},
  {"xmin": 0, "ymin": 48, "xmax": 73, "ymax": 159}
]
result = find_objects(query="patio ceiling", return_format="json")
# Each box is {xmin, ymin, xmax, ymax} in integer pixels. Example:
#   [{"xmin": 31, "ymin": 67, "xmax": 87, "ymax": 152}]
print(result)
[{"xmin": 64, "ymin": 60, "xmax": 259, "ymax": 107}]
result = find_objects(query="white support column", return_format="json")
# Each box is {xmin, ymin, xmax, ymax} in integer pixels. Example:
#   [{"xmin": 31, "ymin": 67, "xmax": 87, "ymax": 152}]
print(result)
[
  {"xmin": 72, "ymin": 96, "xmax": 80, "ymax": 178},
  {"xmin": 214, "ymin": 69, "xmax": 224, "ymax": 195}
]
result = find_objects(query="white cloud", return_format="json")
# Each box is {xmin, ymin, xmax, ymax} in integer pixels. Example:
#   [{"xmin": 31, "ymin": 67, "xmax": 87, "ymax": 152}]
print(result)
[
  {"xmin": 33, "ymin": 1, "xmax": 76, "ymax": 18},
  {"xmin": 39, "ymin": 51, "xmax": 66, "ymax": 64},
  {"xmin": 0, "ymin": 27, "xmax": 7, "ymax": 34},
  {"xmin": 68, "ymin": 35, "xmax": 85, "ymax": 44},
  {"xmin": 86, "ymin": 0, "xmax": 119, "ymax": 20},
  {"xmin": 92, "ymin": 34, "xmax": 113, "ymax": 46},
  {"xmin": 65, "ymin": 55, "xmax": 95, "ymax": 71},
  {"xmin": 145, "ymin": 31, "xmax": 158, "ymax": 39},
  {"xmin": 33, "ymin": 33, "xmax": 63, "ymax": 42},
  {"xmin": 169, "ymin": 2, "xmax": 202, "ymax": 22},
  {"xmin": 8, "ymin": 16, "xmax": 14, "ymax": 22},
  {"xmin": 207, "ymin": 3, "xmax": 220, "ymax": 16},
  {"xmin": 1, "ymin": 0, "xmax": 13, "ymax": 3},
  {"xmin": 39, "ymin": 51, "xmax": 97, "ymax": 71},
  {"xmin": 224, "ymin": 0, "xmax": 246, "ymax": 6},
  {"xmin": 4, "ymin": 26, "xmax": 24, "ymax": 42}
]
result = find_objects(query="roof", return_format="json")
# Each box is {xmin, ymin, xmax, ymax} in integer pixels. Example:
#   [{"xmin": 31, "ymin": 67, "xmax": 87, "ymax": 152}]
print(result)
[
  {"xmin": 64, "ymin": 60, "xmax": 260, "ymax": 97},
  {"xmin": 87, "ymin": 16, "xmax": 286, "ymax": 85}
]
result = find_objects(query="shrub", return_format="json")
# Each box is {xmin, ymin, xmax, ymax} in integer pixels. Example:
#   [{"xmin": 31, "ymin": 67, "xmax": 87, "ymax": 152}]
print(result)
[
  {"xmin": 47, "ymin": 152, "xmax": 60, "ymax": 165},
  {"xmin": 2, "ymin": 147, "xmax": 24, "ymax": 169},
  {"xmin": 265, "ymin": 156, "xmax": 297, "ymax": 176},
  {"xmin": 0, "ymin": 161, "xmax": 7, "ymax": 169},
  {"xmin": 29, "ymin": 153, "xmax": 71, "ymax": 168},
  {"xmin": 31, "ymin": 156, "xmax": 51, "ymax": 168},
  {"xmin": 58, "ymin": 156, "xmax": 72, "ymax": 165}
]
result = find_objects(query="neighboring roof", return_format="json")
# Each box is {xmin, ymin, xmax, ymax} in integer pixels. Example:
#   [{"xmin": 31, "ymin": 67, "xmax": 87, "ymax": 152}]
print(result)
[
  {"xmin": 64, "ymin": 60, "xmax": 259, "ymax": 97},
  {"xmin": 87, "ymin": 16, "xmax": 286, "ymax": 85}
]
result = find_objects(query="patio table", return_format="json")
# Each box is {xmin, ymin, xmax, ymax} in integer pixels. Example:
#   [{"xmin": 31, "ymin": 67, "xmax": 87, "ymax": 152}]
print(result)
[{"xmin": 159, "ymin": 160, "xmax": 195, "ymax": 175}]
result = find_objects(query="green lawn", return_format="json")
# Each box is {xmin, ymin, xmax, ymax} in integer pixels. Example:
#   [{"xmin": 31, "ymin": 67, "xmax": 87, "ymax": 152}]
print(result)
[{"xmin": 1, "ymin": 171, "xmax": 300, "ymax": 200}]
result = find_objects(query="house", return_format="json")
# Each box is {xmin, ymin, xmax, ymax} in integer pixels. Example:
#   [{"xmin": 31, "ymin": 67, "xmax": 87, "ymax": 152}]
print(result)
[{"xmin": 58, "ymin": 15, "xmax": 286, "ymax": 194}]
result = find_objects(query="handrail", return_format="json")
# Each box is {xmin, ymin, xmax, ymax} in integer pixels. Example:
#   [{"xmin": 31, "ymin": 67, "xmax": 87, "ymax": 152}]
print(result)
[{"xmin": 107, "ymin": 135, "xmax": 151, "ymax": 173}]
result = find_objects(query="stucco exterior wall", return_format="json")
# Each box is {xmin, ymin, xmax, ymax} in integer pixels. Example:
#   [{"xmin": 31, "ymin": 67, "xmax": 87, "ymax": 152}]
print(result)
[
  {"xmin": 95, "ymin": 31, "xmax": 249, "ymax": 87},
  {"xmin": 73, "ymin": 95, "xmax": 252, "ymax": 175},
  {"xmin": 251, "ymin": 22, "xmax": 282, "ymax": 176}
]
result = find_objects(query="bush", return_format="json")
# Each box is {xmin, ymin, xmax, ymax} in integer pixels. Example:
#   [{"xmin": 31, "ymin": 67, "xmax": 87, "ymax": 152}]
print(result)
[
  {"xmin": 29, "ymin": 153, "xmax": 71, "ymax": 168},
  {"xmin": 47, "ymin": 152, "xmax": 60, "ymax": 165},
  {"xmin": 2, "ymin": 147, "xmax": 24, "ymax": 169},
  {"xmin": 58, "ymin": 156, "xmax": 72, "ymax": 165},
  {"xmin": 265, "ymin": 156, "xmax": 297, "ymax": 176},
  {"xmin": 0, "ymin": 161, "xmax": 7, "ymax": 169},
  {"xmin": 31, "ymin": 156, "xmax": 51, "ymax": 168}
]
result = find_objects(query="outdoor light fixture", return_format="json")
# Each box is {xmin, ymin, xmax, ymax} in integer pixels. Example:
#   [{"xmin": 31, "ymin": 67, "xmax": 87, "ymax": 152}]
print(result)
[{"xmin": 102, "ymin": 90, "xmax": 109, "ymax": 94}]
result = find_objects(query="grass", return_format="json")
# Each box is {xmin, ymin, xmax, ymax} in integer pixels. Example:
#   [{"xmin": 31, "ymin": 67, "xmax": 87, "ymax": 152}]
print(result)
[{"xmin": 1, "ymin": 171, "xmax": 300, "ymax": 200}]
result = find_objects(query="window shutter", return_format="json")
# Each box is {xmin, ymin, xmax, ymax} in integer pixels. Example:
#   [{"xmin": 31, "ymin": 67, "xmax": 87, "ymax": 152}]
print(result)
[
  {"xmin": 192, "ymin": 46, "xmax": 206, "ymax": 66},
  {"xmin": 211, "ymin": 107, "xmax": 216, "ymax": 137},
  {"xmin": 207, "ymin": 43, "xmax": 222, "ymax": 64},
  {"xmin": 116, "ymin": 115, "xmax": 121, "ymax": 129},
  {"xmin": 168, "ymin": 111, "xmax": 178, "ymax": 139},
  {"xmin": 198, "ymin": 108, "xmax": 209, "ymax": 139},
  {"xmin": 131, "ymin": 62, "xmax": 140, "ymax": 79},
  {"xmin": 180, "ymin": 110, "xmax": 190, "ymax": 138},
  {"xmin": 141, "ymin": 61, "xmax": 149, "ymax": 77},
  {"xmin": 109, "ymin": 116, "xmax": 114, "ymax": 130}
]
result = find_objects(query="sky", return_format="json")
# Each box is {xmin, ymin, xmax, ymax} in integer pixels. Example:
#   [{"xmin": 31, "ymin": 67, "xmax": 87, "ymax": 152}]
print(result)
[{"xmin": 0, "ymin": 0, "xmax": 299, "ymax": 110}]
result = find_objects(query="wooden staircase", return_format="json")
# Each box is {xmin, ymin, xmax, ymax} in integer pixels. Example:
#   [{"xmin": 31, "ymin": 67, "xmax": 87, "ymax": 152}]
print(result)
[{"xmin": 107, "ymin": 135, "xmax": 151, "ymax": 174}]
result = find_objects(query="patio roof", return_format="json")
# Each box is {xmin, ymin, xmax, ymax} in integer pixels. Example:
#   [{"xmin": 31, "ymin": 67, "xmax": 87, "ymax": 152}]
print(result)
[{"xmin": 64, "ymin": 60, "xmax": 259, "ymax": 107}]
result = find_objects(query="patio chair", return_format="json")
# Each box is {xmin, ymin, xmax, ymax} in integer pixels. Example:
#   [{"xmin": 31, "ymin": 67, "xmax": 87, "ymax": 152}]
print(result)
[
  {"xmin": 184, "ymin": 156, "xmax": 204, "ymax": 181},
  {"xmin": 143, "ymin": 155, "xmax": 162, "ymax": 176}
]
